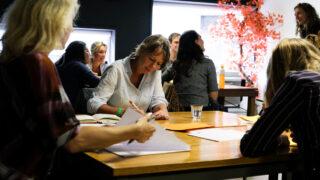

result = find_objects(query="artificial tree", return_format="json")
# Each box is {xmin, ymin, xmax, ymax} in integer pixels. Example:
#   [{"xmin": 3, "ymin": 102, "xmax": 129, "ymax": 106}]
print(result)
[{"xmin": 209, "ymin": 0, "xmax": 283, "ymax": 86}]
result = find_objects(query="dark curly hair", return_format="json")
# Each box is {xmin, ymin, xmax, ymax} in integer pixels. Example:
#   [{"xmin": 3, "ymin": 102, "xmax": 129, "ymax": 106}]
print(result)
[{"xmin": 295, "ymin": 3, "xmax": 320, "ymax": 38}]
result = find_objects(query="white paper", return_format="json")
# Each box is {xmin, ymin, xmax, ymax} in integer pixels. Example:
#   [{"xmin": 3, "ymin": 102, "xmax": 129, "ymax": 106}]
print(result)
[
  {"xmin": 76, "ymin": 115, "xmax": 95, "ymax": 121},
  {"xmin": 188, "ymin": 128, "xmax": 245, "ymax": 141},
  {"xmin": 106, "ymin": 108, "xmax": 190, "ymax": 157}
]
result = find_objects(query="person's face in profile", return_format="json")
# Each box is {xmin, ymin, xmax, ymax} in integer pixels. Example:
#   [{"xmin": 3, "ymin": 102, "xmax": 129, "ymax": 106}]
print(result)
[
  {"xmin": 138, "ymin": 47, "xmax": 164, "ymax": 74},
  {"xmin": 295, "ymin": 7, "xmax": 307, "ymax": 25},
  {"xmin": 170, "ymin": 36, "xmax": 180, "ymax": 53},
  {"xmin": 62, "ymin": 25, "xmax": 73, "ymax": 49},
  {"xmin": 195, "ymin": 35, "xmax": 205, "ymax": 51},
  {"xmin": 93, "ymin": 45, "xmax": 106, "ymax": 63},
  {"xmin": 84, "ymin": 47, "xmax": 90, "ymax": 64}
]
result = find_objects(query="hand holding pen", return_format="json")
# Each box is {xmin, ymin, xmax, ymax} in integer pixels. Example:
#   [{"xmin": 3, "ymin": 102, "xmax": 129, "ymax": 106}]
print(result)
[
  {"xmin": 128, "ymin": 115, "xmax": 156, "ymax": 144},
  {"xmin": 129, "ymin": 100, "xmax": 145, "ymax": 115}
]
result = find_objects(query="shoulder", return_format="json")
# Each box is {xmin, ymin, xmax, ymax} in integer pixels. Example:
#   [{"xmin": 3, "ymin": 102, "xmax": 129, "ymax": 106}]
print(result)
[
  {"xmin": 23, "ymin": 53, "xmax": 56, "ymax": 74},
  {"xmin": 287, "ymin": 70, "xmax": 320, "ymax": 87}
]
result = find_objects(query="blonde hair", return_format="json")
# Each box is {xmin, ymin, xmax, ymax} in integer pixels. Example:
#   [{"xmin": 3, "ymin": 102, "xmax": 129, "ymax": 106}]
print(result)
[
  {"xmin": 0, "ymin": 0, "xmax": 79, "ymax": 63},
  {"xmin": 265, "ymin": 38, "xmax": 320, "ymax": 105},
  {"xmin": 91, "ymin": 41, "xmax": 107, "ymax": 55}
]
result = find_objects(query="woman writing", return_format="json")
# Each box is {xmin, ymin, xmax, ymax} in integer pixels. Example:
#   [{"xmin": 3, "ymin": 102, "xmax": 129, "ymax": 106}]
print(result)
[
  {"xmin": 88, "ymin": 35, "xmax": 170, "ymax": 119},
  {"xmin": 162, "ymin": 30, "xmax": 218, "ymax": 111},
  {"xmin": 0, "ymin": 0, "xmax": 155, "ymax": 179},
  {"xmin": 240, "ymin": 38, "xmax": 320, "ymax": 179}
]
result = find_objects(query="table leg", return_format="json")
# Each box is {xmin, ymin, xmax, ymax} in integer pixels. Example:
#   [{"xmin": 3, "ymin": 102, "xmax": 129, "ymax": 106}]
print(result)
[{"xmin": 247, "ymin": 96, "xmax": 256, "ymax": 116}]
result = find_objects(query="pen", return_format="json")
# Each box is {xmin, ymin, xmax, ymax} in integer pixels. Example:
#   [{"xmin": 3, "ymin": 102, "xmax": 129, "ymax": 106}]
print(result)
[
  {"xmin": 129, "ymin": 100, "xmax": 139, "ymax": 109},
  {"xmin": 128, "ymin": 116, "xmax": 157, "ymax": 144}
]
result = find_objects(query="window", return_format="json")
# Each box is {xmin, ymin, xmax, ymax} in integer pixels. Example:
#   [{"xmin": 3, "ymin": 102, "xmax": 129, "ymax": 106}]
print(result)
[
  {"xmin": 49, "ymin": 27, "xmax": 115, "ymax": 63},
  {"xmin": 0, "ymin": 24, "xmax": 115, "ymax": 64},
  {"xmin": 152, "ymin": 0, "xmax": 231, "ymax": 68}
]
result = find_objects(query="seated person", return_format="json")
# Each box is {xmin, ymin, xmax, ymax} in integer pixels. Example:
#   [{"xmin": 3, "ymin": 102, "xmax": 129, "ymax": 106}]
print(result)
[
  {"xmin": 87, "ymin": 34, "xmax": 170, "ymax": 119},
  {"xmin": 162, "ymin": 30, "xmax": 218, "ymax": 111},
  {"xmin": 0, "ymin": 0, "xmax": 155, "ymax": 179},
  {"xmin": 87, "ymin": 41, "xmax": 108, "ymax": 77},
  {"xmin": 240, "ymin": 38, "xmax": 320, "ymax": 179},
  {"xmin": 56, "ymin": 41, "xmax": 100, "ymax": 113}
]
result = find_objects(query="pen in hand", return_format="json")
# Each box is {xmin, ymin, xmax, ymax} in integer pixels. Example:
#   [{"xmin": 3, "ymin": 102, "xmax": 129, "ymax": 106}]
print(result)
[
  {"xmin": 129, "ymin": 100, "xmax": 139, "ymax": 109},
  {"xmin": 127, "ymin": 116, "xmax": 157, "ymax": 144}
]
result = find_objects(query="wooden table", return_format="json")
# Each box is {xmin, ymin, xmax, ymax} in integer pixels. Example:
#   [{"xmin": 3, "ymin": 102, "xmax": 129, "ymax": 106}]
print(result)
[
  {"xmin": 84, "ymin": 111, "xmax": 302, "ymax": 180},
  {"xmin": 218, "ymin": 84, "xmax": 259, "ymax": 116}
]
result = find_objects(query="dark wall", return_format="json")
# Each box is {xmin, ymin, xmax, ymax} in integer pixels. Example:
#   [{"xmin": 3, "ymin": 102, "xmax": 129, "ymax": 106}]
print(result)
[{"xmin": 77, "ymin": 0, "xmax": 153, "ymax": 60}]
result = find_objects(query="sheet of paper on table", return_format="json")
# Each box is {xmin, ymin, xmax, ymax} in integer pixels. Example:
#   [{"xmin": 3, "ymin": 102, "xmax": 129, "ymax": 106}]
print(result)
[
  {"xmin": 106, "ymin": 108, "xmax": 190, "ymax": 157},
  {"xmin": 188, "ymin": 128, "xmax": 245, "ymax": 141}
]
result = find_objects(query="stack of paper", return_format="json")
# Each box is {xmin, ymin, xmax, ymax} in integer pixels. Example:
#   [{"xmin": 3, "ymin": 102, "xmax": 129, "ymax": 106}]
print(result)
[
  {"xmin": 188, "ymin": 128, "xmax": 245, "ymax": 141},
  {"xmin": 106, "ymin": 108, "xmax": 190, "ymax": 157}
]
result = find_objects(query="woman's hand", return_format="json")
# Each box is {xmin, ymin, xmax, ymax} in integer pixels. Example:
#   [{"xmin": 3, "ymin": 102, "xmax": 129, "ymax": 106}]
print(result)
[
  {"xmin": 152, "ymin": 104, "xmax": 169, "ymax": 120},
  {"xmin": 152, "ymin": 109, "xmax": 169, "ymax": 120},
  {"xmin": 134, "ymin": 115, "xmax": 156, "ymax": 143}
]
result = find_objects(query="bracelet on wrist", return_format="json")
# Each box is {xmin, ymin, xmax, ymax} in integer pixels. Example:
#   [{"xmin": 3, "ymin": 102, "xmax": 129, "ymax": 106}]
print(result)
[{"xmin": 117, "ymin": 108, "xmax": 123, "ymax": 117}]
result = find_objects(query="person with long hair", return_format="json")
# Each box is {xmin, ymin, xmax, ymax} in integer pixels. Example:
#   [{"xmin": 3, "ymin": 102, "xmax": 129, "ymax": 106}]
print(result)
[
  {"xmin": 88, "ymin": 34, "xmax": 170, "ymax": 119},
  {"xmin": 0, "ymin": 0, "xmax": 155, "ymax": 179},
  {"xmin": 162, "ymin": 30, "xmax": 218, "ymax": 111},
  {"xmin": 240, "ymin": 38, "xmax": 320, "ymax": 179},
  {"xmin": 294, "ymin": 3, "xmax": 320, "ymax": 38},
  {"xmin": 55, "ymin": 41, "xmax": 100, "ymax": 113}
]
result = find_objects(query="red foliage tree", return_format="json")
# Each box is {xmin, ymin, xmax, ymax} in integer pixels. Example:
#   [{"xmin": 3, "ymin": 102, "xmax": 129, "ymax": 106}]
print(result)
[{"xmin": 209, "ymin": 0, "xmax": 283, "ymax": 86}]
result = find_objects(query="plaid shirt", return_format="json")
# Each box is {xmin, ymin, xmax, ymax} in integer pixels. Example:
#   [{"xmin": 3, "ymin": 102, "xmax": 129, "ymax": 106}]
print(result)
[
  {"xmin": 0, "ymin": 53, "xmax": 79, "ymax": 179},
  {"xmin": 241, "ymin": 70, "xmax": 320, "ymax": 179}
]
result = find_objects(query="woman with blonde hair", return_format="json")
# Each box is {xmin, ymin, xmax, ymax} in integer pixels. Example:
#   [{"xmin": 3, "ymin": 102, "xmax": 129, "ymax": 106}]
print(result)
[
  {"xmin": 88, "ymin": 34, "xmax": 170, "ymax": 119},
  {"xmin": 0, "ymin": 0, "xmax": 155, "ymax": 179},
  {"xmin": 88, "ymin": 41, "xmax": 108, "ymax": 76},
  {"xmin": 240, "ymin": 38, "xmax": 320, "ymax": 179}
]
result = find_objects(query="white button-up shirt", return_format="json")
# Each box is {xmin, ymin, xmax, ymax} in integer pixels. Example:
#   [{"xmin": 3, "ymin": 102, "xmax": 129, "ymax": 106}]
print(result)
[{"xmin": 87, "ymin": 55, "xmax": 168, "ymax": 114}]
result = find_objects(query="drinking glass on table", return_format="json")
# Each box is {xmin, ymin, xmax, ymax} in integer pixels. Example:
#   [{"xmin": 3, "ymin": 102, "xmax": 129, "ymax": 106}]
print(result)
[{"xmin": 191, "ymin": 105, "xmax": 203, "ymax": 121}]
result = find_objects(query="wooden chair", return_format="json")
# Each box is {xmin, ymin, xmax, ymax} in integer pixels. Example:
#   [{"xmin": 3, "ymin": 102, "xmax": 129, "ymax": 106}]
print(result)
[{"xmin": 163, "ymin": 82, "xmax": 184, "ymax": 112}]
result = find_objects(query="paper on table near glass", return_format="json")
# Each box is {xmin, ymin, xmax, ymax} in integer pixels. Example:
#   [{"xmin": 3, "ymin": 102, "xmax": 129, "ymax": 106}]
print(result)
[
  {"xmin": 106, "ymin": 108, "xmax": 190, "ymax": 157},
  {"xmin": 188, "ymin": 128, "xmax": 245, "ymax": 142}
]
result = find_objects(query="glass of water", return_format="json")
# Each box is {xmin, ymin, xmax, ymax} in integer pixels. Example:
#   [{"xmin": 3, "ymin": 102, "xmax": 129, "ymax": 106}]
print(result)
[{"xmin": 191, "ymin": 105, "xmax": 203, "ymax": 121}]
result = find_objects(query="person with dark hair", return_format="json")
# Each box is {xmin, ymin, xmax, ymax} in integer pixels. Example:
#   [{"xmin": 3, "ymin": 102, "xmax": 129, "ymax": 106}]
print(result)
[
  {"xmin": 55, "ymin": 41, "xmax": 100, "ymax": 113},
  {"xmin": 88, "ymin": 34, "xmax": 170, "ymax": 119},
  {"xmin": 240, "ymin": 38, "xmax": 320, "ymax": 179},
  {"xmin": 294, "ymin": 2, "xmax": 320, "ymax": 38},
  {"xmin": 162, "ymin": 30, "xmax": 218, "ymax": 111}
]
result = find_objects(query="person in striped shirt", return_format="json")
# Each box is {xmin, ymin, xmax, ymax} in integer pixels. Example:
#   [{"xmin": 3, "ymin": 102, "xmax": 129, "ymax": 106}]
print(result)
[{"xmin": 240, "ymin": 38, "xmax": 320, "ymax": 179}]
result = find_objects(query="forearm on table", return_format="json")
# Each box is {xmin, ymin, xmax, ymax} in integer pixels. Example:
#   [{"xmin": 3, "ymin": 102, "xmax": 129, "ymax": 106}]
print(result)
[
  {"xmin": 96, "ymin": 104, "xmax": 119, "ymax": 115},
  {"xmin": 64, "ymin": 125, "xmax": 140, "ymax": 153},
  {"xmin": 152, "ymin": 103, "xmax": 167, "ymax": 113}
]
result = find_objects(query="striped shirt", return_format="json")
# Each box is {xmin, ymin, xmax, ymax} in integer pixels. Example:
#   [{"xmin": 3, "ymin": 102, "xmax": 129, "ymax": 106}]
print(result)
[{"xmin": 240, "ymin": 70, "xmax": 320, "ymax": 178}]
